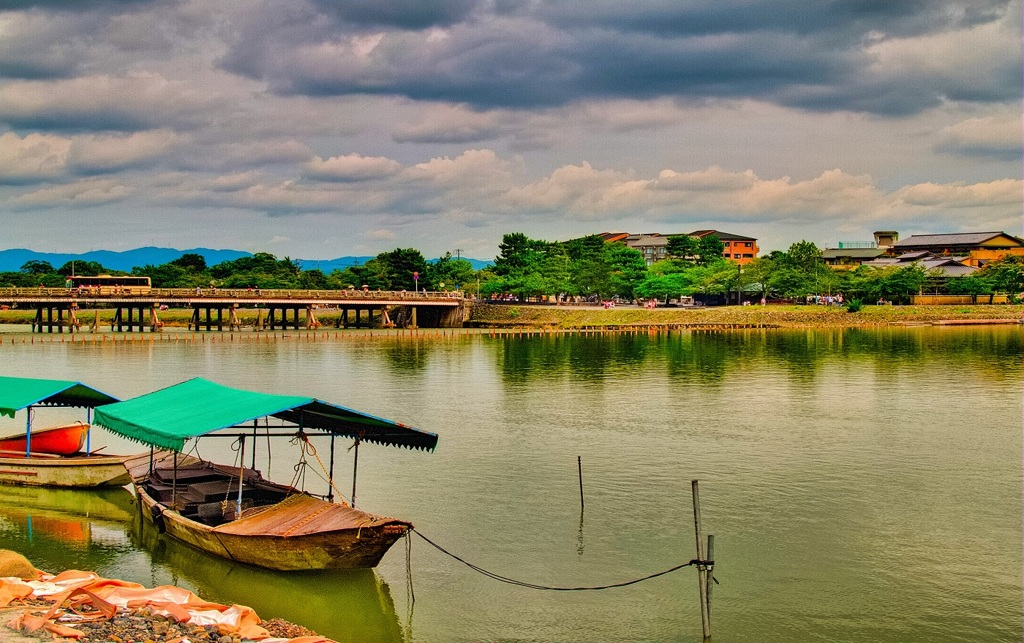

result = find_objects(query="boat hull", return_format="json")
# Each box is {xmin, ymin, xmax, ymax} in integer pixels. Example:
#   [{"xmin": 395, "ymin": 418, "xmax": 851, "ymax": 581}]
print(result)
[
  {"xmin": 0, "ymin": 423, "xmax": 89, "ymax": 457},
  {"xmin": 135, "ymin": 484, "xmax": 409, "ymax": 570},
  {"xmin": 0, "ymin": 454, "xmax": 132, "ymax": 488}
]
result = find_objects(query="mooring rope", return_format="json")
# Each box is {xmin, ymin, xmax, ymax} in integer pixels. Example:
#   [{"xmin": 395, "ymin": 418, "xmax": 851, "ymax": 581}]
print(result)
[{"xmin": 411, "ymin": 529, "xmax": 717, "ymax": 591}]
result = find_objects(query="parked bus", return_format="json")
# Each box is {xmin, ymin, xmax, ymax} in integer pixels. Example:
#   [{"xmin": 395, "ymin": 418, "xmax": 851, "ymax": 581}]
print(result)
[{"xmin": 68, "ymin": 275, "xmax": 152, "ymax": 295}]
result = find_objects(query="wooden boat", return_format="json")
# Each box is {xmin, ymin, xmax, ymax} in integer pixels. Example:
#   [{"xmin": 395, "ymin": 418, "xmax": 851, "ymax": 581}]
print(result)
[
  {"xmin": 0, "ymin": 376, "xmax": 131, "ymax": 488},
  {"xmin": 0, "ymin": 422, "xmax": 88, "ymax": 456},
  {"xmin": 0, "ymin": 452, "xmax": 131, "ymax": 487},
  {"xmin": 127, "ymin": 454, "xmax": 410, "ymax": 570},
  {"xmin": 97, "ymin": 378, "xmax": 437, "ymax": 570}
]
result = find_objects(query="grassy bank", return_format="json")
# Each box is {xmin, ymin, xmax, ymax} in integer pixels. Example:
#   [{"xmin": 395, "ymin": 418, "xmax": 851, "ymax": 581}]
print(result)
[
  {"xmin": 468, "ymin": 303, "xmax": 1024, "ymax": 328},
  {"xmin": 1, "ymin": 303, "xmax": 1021, "ymax": 330}
]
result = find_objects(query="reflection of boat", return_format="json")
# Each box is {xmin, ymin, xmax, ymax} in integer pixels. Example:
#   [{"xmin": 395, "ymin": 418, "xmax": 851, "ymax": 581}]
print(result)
[
  {"xmin": 0, "ymin": 377, "xmax": 133, "ymax": 488},
  {"xmin": 0, "ymin": 422, "xmax": 88, "ymax": 456},
  {"xmin": 0, "ymin": 485, "xmax": 136, "ymax": 567},
  {"xmin": 0, "ymin": 484, "xmax": 135, "ymax": 524},
  {"xmin": 97, "ymin": 378, "xmax": 437, "ymax": 571},
  {"xmin": 129, "ymin": 505, "xmax": 405, "ymax": 643}
]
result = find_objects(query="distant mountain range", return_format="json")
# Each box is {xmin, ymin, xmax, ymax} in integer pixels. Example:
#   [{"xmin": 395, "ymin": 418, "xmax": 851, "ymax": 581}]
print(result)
[{"xmin": 0, "ymin": 247, "xmax": 491, "ymax": 273}]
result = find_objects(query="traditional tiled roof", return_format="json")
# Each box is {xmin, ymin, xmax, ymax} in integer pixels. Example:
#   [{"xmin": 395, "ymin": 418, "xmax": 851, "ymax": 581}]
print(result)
[
  {"xmin": 893, "ymin": 232, "xmax": 1024, "ymax": 248},
  {"xmin": 689, "ymin": 229, "xmax": 757, "ymax": 241}
]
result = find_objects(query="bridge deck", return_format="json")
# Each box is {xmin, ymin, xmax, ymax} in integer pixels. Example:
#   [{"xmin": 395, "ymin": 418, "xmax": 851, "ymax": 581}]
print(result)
[{"xmin": 0, "ymin": 288, "xmax": 463, "ymax": 307}]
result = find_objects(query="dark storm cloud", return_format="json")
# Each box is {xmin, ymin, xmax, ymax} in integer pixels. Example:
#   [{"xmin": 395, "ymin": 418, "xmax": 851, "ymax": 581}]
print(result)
[
  {"xmin": 217, "ymin": 0, "xmax": 1018, "ymax": 116},
  {"xmin": 536, "ymin": 0, "xmax": 1008, "ymax": 38},
  {"xmin": 0, "ymin": 0, "xmax": 160, "ymax": 9},
  {"xmin": 308, "ymin": 0, "xmax": 480, "ymax": 29}
]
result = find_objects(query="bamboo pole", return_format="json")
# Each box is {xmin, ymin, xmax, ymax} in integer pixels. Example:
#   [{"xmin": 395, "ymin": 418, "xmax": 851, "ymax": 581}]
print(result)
[
  {"xmin": 706, "ymin": 534, "xmax": 715, "ymax": 623},
  {"xmin": 692, "ymin": 479, "xmax": 710, "ymax": 639}
]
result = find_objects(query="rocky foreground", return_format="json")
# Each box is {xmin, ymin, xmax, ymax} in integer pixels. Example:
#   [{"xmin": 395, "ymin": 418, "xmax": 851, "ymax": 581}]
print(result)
[{"xmin": 0, "ymin": 553, "xmax": 332, "ymax": 643}]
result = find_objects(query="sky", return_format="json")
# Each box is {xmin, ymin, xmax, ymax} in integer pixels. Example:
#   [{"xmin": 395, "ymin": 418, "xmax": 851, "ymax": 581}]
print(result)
[{"xmin": 0, "ymin": 0, "xmax": 1021, "ymax": 260}]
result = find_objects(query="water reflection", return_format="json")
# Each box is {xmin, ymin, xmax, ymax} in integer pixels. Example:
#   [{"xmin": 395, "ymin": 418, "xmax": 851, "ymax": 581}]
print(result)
[
  {"xmin": 129, "ymin": 506, "xmax": 404, "ymax": 643},
  {"xmin": 0, "ymin": 485, "xmax": 404, "ymax": 643},
  {"xmin": 494, "ymin": 327, "xmax": 1021, "ymax": 385},
  {"xmin": 0, "ymin": 486, "xmax": 135, "ymax": 572}
]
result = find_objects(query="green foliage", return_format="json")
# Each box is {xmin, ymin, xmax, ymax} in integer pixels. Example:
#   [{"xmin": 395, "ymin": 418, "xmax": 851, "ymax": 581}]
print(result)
[
  {"xmin": 846, "ymin": 299, "xmax": 863, "ymax": 313},
  {"xmin": 979, "ymin": 255, "xmax": 1024, "ymax": 293},
  {"xmin": 426, "ymin": 253, "xmax": 476, "ymax": 291},
  {"xmin": 946, "ymin": 275, "xmax": 993, "ymax": 296},
  {"xmin": 170, "ymin": 253, "xmax": 207, "ymax": 272},
  {"xmin": 58, "ymin": 260, "xmax": 108, "ymax": 276},
  {"xmin": 20, "ymin": 260, "xmax": 54, "ymax": 274}
]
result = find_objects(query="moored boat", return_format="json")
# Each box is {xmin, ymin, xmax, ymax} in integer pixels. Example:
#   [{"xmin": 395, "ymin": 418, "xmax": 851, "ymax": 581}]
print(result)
[
  {"xmin": 97, "ymin": 378, "xmax": 437, "ymax": 570},
  {"xmin": 0, "ymin": 376, "xmax": 131, "ymax": 488},
  {"xmin": 0, "ymin": 422, "xmax": 88, "ymax": 456}
]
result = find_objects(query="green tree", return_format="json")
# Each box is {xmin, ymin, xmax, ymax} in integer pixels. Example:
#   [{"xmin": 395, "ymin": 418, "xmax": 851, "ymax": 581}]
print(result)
[
  {"xmin": 946, "ymin": 275, "xmax": 994, "ymax": 302},
  {"xmin": 666, "ymin": 235, "xmax": 699, "ymax": 262},
  {"xmin": 606, "ymin": 244, "xmax": 648, "ymax": 299},
  {"xmin": 492, "ymin": 233, "xmax": 548, "ymax": 277},
  {"xmin": 694, "ymin": 235, "xmax": 726, "ymax": 266},
  {"xmin": 57, "ymin": 260, "xmax": 107, "ymax": 276},
  {"xmin": 20, "ymin": 260, "xmax": 54, "ymax": 274},
  {"xmin": 426, "ymin": 253, "xmax": 476, "ymax": 291},
  {"xmin": 171, "ymin": 253, "xmax": 207, "ymax": 272},
  {"xmin": 378, "ymin": 248, "xmax": 429, "ymax": 290},
  {"xmin": 979, "ymin": 255, "xmax": 1024, "ymax": 295}
]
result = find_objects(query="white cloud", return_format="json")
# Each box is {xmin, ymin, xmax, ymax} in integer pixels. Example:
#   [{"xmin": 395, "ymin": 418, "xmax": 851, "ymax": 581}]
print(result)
[
  {"xmin": 303, "ymin": 153, "xmax": 402, "ymax": 181},
  {"xmin": 0, "ymin": 132, "xmax": 71, "ymax": 182}
]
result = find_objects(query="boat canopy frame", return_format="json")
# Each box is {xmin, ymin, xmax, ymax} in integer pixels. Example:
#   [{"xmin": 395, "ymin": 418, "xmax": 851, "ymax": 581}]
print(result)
[
  {"xmin": 0, "ymin": 376, "xmax": 120, "ymax": 456},
  {"xmin": 93, "ymin": 377, "xmax": 438, "ymax": 453},
  {"xmin": 94, "ymin": 378, "xmax": 437, "ymax": 507}
]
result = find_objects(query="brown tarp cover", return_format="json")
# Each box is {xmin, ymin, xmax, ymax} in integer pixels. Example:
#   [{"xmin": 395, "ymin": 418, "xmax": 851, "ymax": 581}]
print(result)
[{"xmin": 214, "ymin": 493, "xmax": 407, "ymax": 537}]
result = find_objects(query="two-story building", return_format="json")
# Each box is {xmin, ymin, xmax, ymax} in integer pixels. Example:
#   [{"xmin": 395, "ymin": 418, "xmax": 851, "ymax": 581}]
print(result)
[
  {"xmin": 602, "ymin": 230, "xmax": 760, "ymax": 266},
  {"xmin": 689, "ymin": 230, "xmax": 759, "ymax": 264}
]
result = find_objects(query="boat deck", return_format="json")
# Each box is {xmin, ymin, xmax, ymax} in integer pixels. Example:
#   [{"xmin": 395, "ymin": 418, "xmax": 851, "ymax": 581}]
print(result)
[{"xmin": 144, "ymin": 462, "xmax": 291, "ymax": 526}]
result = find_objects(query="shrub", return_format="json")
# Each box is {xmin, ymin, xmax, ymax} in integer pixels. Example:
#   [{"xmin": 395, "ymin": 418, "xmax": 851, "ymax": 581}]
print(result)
[{"xmin": 846, "ymin": 299, "xmax": 862, "ymax": 313}]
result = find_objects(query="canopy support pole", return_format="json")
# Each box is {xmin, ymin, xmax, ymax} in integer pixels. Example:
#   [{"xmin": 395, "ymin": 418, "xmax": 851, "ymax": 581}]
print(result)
[
  {"xmin": 328, "ymin": 435, "xmax": 336, "ymax": 503},
  {"xmin": 86, "ymin": 408, "xmax": 92, "ymax": 455},
  {"xmin": 24, "ymin": 407, "xmax": 34, "ymax": 457},
  {"xmin": 251, "ymin": 420, "xmax": 257, "ymax": 470},
  {"xmin": 351, "ymin": 437, "xmax": 360, "ymax": 508},
  {"xmin": 171, "ymin": 452, "xmax": 178, "ymax": 508},
  {"xmin": 236, "ymin": 436, "xmax": 245, "ymax": 517}
]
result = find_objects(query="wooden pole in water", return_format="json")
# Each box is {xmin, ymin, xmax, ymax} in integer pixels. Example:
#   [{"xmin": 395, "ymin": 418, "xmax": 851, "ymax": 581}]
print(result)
[
  {"xmin": 577, "ymin": 455, "xmax": 585, "ymax": 511},
  {"xmin": 705, "ymin": 534, "xmax": 715, "ymax": 623},
  {"xmin": 692, "ymin": 479, "xmax": 711, "ymax": 639}
]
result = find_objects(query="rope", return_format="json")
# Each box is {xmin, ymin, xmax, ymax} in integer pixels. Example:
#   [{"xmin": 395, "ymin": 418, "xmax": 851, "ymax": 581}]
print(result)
[
  {"xmin": 289, "ymin": 433, "xmax": 350, "ymax": 504},
  {"xmin": 412, "ymin": 529, "xmax": 717, "ymax": 591}
]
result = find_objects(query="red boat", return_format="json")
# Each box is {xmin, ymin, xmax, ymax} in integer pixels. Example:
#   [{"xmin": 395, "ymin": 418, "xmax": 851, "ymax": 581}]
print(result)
[{"xmin": 0, "ymin": 422, "xmax": 89, "ymax": 457}]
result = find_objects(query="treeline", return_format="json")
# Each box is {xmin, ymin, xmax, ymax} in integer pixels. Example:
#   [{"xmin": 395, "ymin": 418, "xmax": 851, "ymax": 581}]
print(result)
[{"xmin": 2, "ymin": 234, "xmax": 1023, "ymax": 305}]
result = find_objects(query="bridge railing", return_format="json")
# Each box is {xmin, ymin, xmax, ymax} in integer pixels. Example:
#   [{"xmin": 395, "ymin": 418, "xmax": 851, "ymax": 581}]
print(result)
[{"xmin": 0, "ymin": 287, "xmax": 467, "ymax": 301}]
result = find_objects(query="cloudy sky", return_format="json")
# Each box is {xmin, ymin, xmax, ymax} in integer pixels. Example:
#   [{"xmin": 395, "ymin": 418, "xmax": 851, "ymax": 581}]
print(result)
[{"xmin": 1, "ymin": 0, "xmax": 1020, "ymax": 260}]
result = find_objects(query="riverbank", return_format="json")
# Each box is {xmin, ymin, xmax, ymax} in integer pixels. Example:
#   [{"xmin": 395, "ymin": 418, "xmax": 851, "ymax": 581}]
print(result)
[
  {"xmin": 468, "ymin": 303, "xmax": 1024, "ymax": 328},
  {"xmin": 1, "ymin": 303, "xmax": 1021, "ymax": 331}
]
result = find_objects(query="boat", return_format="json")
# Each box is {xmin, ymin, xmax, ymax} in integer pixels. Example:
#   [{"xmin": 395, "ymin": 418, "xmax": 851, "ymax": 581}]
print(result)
[
  {"xmin": 0, "ymin": 421, "xmax": 88, "ymax": 456},
  {"xmin": 0, "ymin": 376, "xmax": 132, "ymax": 488},
  {"xmin": 95, "ymin": 378, "xmax": 438, "ymax": 571}
]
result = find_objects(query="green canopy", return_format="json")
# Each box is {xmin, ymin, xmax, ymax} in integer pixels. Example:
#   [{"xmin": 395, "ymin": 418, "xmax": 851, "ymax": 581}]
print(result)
[
  {"xmin": 0, "ymin": 376, "xmax": 120, "ymax": 418},
  {"xmin": 93, "ymin": 378, "xmax": 438, "ymax": 452}
]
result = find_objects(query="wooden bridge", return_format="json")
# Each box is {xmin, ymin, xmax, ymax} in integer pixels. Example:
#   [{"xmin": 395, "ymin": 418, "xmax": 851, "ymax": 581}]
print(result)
[{"xmin": 0, "ymin": 287, "xmax": 468, "ymax": 333}]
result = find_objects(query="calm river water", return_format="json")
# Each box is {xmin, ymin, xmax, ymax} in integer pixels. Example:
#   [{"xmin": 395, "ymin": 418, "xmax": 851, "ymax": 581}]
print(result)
[{"xmin": 0, "ymin": 326, "xmax": 1020, "ymax": 642}]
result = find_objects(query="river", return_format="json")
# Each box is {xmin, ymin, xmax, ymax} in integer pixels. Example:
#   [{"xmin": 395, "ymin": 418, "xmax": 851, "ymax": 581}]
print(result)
[{"xmin": 0, "ymin": 326, "xmax": 1020, "ymax": 642}]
